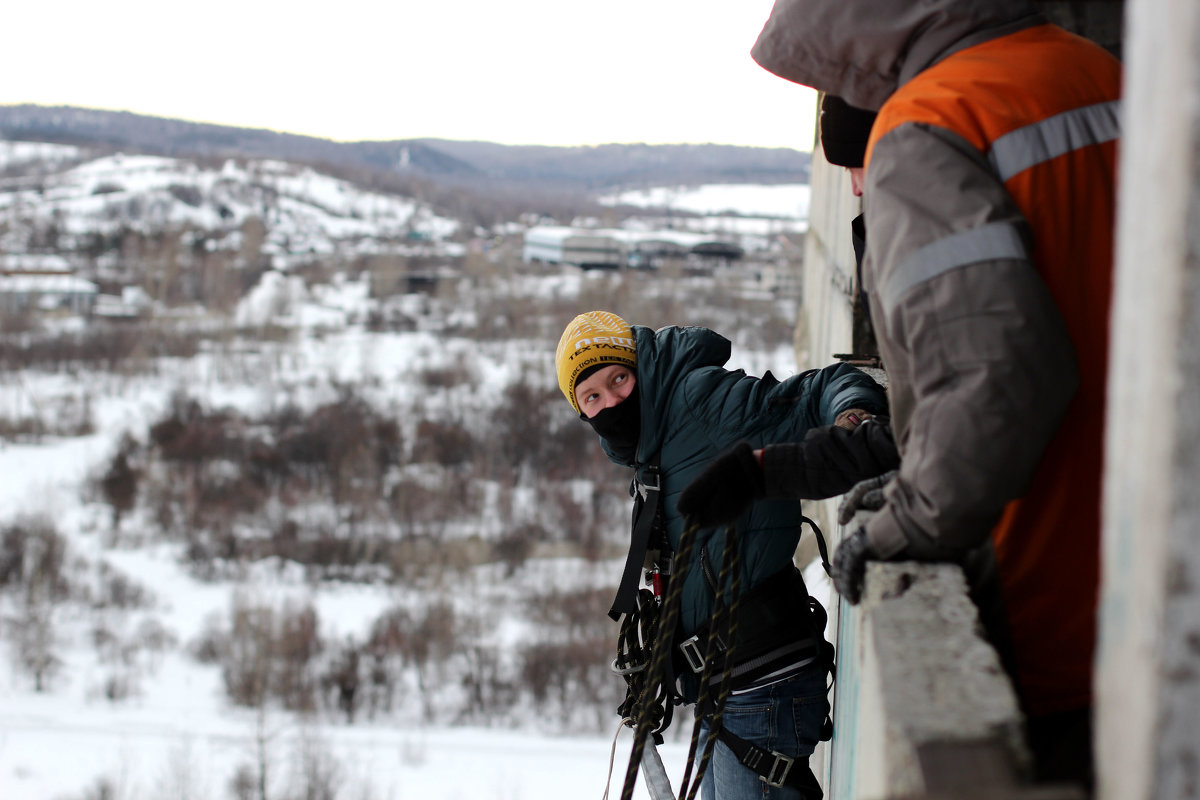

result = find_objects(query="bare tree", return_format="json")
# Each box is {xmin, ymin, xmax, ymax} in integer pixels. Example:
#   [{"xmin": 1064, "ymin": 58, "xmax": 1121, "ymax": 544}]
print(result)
[
  {"xmin": 2, "ymin": 516, "xmax": 69, "ymax": 691},
  {"xmin": 98, "ymin": 445, "xmax": 139, "ymax": 531},
  {"xmin": 9, "ymin": 590, "xmax": 61, "ymax": 692}
]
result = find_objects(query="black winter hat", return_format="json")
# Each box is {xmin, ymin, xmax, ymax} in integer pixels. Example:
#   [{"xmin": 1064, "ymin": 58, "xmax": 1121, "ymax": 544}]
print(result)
[{"xmin": 819, "ymin": 95, "xmax": 878, "ymax": 169}]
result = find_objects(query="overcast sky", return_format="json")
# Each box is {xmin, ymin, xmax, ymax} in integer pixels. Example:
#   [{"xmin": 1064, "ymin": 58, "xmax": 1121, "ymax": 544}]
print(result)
[{"xmin": 1, "ymin": 0, "xmax": 818, "ymax": 151}]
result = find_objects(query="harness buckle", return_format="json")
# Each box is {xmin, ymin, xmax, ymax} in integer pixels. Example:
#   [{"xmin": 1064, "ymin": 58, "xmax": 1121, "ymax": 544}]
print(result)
[
  {"xmin": 679, "ymin": 635, "xmax": 705, "ymax": 673},
  {"xmin": 762, "ymin": 752, "xmax": 795, "ymax": 788},
  {"xmin": 636, "ymin": 467, "xmax": 661, "ymax": 500}
]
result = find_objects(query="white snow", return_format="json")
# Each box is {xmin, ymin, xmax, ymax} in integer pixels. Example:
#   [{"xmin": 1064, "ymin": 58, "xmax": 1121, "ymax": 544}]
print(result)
[
  {"xmin": 0, "ymin": 277, "xmax": 796, "ymax": 800},
  {"xmin": 0, "ymin": 148, "xmax": 461, "ymax": 255},
  {"xmin": 0, "ymin": 349, "xmax": 694, "ymax": 800},
  {"xmin": 0, "ymin": 140, "xmax": 81, "ymax": 169},
  {"xmin": 0, "ymin": 140, "xmax": 818, "ymax": 800},
  {"xmin": 599, "ymin": 183, "xmax": 811, "ymax": 221}
]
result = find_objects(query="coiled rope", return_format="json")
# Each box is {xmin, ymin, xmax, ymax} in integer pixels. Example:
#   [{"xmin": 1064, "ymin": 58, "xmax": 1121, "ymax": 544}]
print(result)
[
  {"xmin": 677, "ymin": 523, "xmax": 741, "ymax": 800},
  {"xmin": 617, "ymin": 520, "xmax": 698, "ymax": 800},
  {"xmin": 616, "ymin": 520, "xmax": 744, "ymax": 800}
]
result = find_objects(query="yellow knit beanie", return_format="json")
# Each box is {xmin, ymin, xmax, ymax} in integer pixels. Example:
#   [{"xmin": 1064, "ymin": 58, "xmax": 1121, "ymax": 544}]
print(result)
[{"xmin": 555, "ymin": 311, "xmax": 638, "ymax": 414}]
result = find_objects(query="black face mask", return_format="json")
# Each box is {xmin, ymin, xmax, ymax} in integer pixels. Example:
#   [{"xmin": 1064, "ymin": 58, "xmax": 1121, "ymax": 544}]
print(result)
[{"xmin": 583, "ymin": 385, "xmax": 641, "ymax": 452}]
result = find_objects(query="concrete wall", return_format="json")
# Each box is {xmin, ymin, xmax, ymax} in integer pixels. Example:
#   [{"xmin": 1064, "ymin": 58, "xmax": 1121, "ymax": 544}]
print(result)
[
  {"xmin": 830, "ymin": 559, "xmax": 1035, "ymax": 799},
  {"xmin": 798, "ymin": 156, "xmax": 861, "ymax": 370},
  {"xmin": 1095, "ymin": 0, "xmax": 1200, "ymax": 798}
]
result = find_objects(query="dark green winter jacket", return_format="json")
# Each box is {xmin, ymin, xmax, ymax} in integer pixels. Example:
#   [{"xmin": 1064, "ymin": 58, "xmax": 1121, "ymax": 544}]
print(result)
[{"xmin": 599, "ymin": 325, "xmax": 888, "ymax": 648}]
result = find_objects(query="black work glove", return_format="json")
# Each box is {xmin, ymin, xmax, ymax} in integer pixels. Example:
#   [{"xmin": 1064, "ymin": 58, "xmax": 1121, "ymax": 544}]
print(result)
[
  {"xmin": 831, "ymin": 527, "xmax": 876, "ymax": 604},
  {"xmin": 676, "ymin": 442, "xmax": 765, "ymax": 528},
  {"xmin": 837, "ymin": 469, "xmax": 897, "ymax": 526}
]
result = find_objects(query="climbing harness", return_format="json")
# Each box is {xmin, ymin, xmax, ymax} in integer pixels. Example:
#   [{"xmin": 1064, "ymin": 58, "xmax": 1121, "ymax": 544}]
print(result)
[
  {"xmin": 616, "ymin": 518, "xmax": 698, "ymax": 800},
  {"xmin": 674, "ymin": 521, "xmax": 743, "ymax": 800},
  {"xmin": 607, "ymin": 462, "xmax": 836, "ymax": 800},
  {"xmin": 614, "ymin": 588, "xmax": 676, "ymax": 740},
  {"xmin": 611, "ymin": 521, "xmax": 835, "ymax": 800}
]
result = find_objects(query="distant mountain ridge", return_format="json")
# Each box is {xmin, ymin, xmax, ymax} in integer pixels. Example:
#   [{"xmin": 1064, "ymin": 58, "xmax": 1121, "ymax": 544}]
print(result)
[{"xmin": 0, "ymin": 104, "xmax": 811, "ymax": 192}]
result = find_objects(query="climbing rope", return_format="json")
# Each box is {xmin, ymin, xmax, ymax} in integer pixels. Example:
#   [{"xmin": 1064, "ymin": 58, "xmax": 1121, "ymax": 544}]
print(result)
[
  {"xmin": 618, "ymin": 520, "xmax": 698, "ymax": 800},
  {"xmin": 677, "ymin": 523, "xmax": 742, "ymax": 800},
  {"xmin": 617, "ymin": 520, "xmax": 746, "ymax": 800}
]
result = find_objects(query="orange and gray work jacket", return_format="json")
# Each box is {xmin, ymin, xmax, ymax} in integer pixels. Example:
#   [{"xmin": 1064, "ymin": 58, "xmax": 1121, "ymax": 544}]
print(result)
[{"xmin": 753, "ymin": 0, "xmax": 1120, "ymax": 718}]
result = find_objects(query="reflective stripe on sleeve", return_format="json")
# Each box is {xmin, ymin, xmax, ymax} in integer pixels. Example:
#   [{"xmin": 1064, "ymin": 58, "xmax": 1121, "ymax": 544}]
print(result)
[
  {"xmin": 987, "ymin": 99, "xmax": 1121, "ymax": 182},
  {"xmin": 880, "ymin": 221, "xmax": 1028, "ymax": 313}
]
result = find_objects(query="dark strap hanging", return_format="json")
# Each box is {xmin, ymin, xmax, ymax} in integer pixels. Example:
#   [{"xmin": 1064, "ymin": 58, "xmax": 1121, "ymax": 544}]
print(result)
[
  {"xmin": 803, "ymin": 515, "xmax": 832, "ymax": 576},
  {"xmin": 609, "ymin": 462, "xmax": 661, "ymax": 620}
]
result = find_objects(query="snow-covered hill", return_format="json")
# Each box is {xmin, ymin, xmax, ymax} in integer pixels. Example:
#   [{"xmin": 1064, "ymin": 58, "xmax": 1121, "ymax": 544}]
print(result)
[
  {"xmin": 0, "ymin": 141, "xmax": 462, "ymax": 270},
  {"xmin": 0, "ymin": 106, "xmax": 813, "ymax": 190},
  {"xmin": 599, "ymin": 183, "xmax": 811, "ymax": 221}
]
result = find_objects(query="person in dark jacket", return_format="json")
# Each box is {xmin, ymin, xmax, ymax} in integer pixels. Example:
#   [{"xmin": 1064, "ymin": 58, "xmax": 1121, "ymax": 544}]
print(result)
[
  {"xmin": 555, "ymin": 310, "xmax": 887, "ymax": 800},
  {"xmin": 676, "ymin": 95, "xmax": 899, "ymax": 531}
]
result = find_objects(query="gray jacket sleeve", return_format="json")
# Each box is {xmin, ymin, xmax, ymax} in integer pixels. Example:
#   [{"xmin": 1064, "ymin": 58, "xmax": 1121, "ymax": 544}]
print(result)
[{"xmin": 861, "ymin": 122, "xmax": 1079, "ymax": 559}]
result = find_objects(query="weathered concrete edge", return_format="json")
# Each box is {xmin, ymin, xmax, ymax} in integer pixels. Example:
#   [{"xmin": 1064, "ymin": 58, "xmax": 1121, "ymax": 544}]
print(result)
[{"xmin": 855, "ymin": 561, "xmax": 1031, "ymax": 797}]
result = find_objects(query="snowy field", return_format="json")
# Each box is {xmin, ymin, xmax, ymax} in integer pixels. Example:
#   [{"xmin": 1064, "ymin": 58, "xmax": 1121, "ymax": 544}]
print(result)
[
  {"xmin": 0, "ymin": 142, "xmax": 818, "ymax": 798},
  {"xmin": 0, "ymin": 396, "xmax": 694, "ymax": 800},
  {"xmin": 3, "ymin": 707, "xmax": 692, "ymax": 800},
  {"xmin": 0, "ymin": 264, "xmax": 822, "ymax": 800},
  {"xmin": 599, "ymin": 183, "xmax": 810, "ymax": 221}
]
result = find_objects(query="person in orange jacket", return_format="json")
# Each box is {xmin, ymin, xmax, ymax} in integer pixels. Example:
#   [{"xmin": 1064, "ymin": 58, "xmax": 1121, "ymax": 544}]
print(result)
[{"xmin": 745, "ymin": 0, "xmax": 1121, "ymax": 789}]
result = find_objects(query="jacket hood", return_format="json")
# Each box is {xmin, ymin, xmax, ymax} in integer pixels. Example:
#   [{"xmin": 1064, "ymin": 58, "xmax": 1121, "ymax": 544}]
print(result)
[
  {"xmin": 599, "ymin": 325, "xmax": 731, "ymax": 466},
  {"xmin": 750, "ymin": 0, "xmax": 1042, "ymax": 110}
]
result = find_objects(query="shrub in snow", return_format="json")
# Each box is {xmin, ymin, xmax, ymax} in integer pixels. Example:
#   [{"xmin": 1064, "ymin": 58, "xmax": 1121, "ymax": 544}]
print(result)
[{"xmin": 1, "ymin": 517, "xmax": 71, "ymax": 691}]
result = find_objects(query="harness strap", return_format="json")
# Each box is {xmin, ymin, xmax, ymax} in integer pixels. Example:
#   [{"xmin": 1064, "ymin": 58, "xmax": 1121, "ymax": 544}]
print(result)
[
  {"xmin": 618, "ymin": 521, "xmax": 699, "ymax": 800},
  {"xmin": 610, "ymin": 463, "xmax": 661, "ymax": 620},
  {"xmin": 704, "ymin": 639, "xmax": 819, "ymax": 686},
  {"xmin": 678, "ymin": 567, "xmax": 828, "ymax": 694},
  {"xmin": 803, "ymin": 515, "xmax": 832, "ymax": 576},
  {"xmin": 716, "ymin": 728, "xmax": 824, "ymax": 799}
]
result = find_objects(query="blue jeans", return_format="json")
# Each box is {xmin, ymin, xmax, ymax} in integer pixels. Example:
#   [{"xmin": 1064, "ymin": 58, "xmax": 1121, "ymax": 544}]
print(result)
[{"xmin": 697, "ymin": 665, "xmax": 830, "ymax": 800}]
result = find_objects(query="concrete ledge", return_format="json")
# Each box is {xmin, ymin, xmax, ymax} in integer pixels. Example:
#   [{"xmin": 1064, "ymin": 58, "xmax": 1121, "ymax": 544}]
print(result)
[{"xmin": 838, "ymin": 561, "xmax": 1040, "ymax": 799}]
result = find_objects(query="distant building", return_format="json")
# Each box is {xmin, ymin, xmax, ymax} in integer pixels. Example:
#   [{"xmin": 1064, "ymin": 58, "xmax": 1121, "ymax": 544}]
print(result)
[
  {"xmin": 522, "ymin": 226, "xmax": 624, "ymax": 269},
  {"xmin": 746, "ymin": 257, "xmax": 801, "ymax": 297},
  {"xmin": 0, "ymin": 253, "xmax": 73, "ymax": 275},
  {"xmin": 522, "ymin": 225, "xmax": 743, "ymax": 271},
  {"xmin": 92, "ymin": 286, "xmax": 152, "ymax": 320},
  {"xmin": 0, "ymin": 273, "xmax": 98, "ymax": 314},
  {"xmin": 625, "ymin": 230, "xmax": 744, "ymax": 272}
]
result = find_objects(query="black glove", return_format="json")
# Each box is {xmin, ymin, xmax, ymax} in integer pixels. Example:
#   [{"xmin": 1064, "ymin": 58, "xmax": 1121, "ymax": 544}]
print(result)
[
  {"xmin": 831, "ymin": 527, "xmax": 876, "ymax": 604},
  {"xmin": 837, "ymin": 469, "xmax": 897, "ymax": 525},
  {"xmin": 676, "ymin": 442, "xmax": 765, "ymax": 528}
]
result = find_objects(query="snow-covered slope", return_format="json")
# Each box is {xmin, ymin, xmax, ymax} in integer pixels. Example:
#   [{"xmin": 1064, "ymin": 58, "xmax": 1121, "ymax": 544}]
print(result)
[
  {"xmin": 0, "ymin": 141, "xmax": 461, "ymax": 262},
  {"xmin": 599, "ymin": 182, "xmax": 811, "ymax": 221}
]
